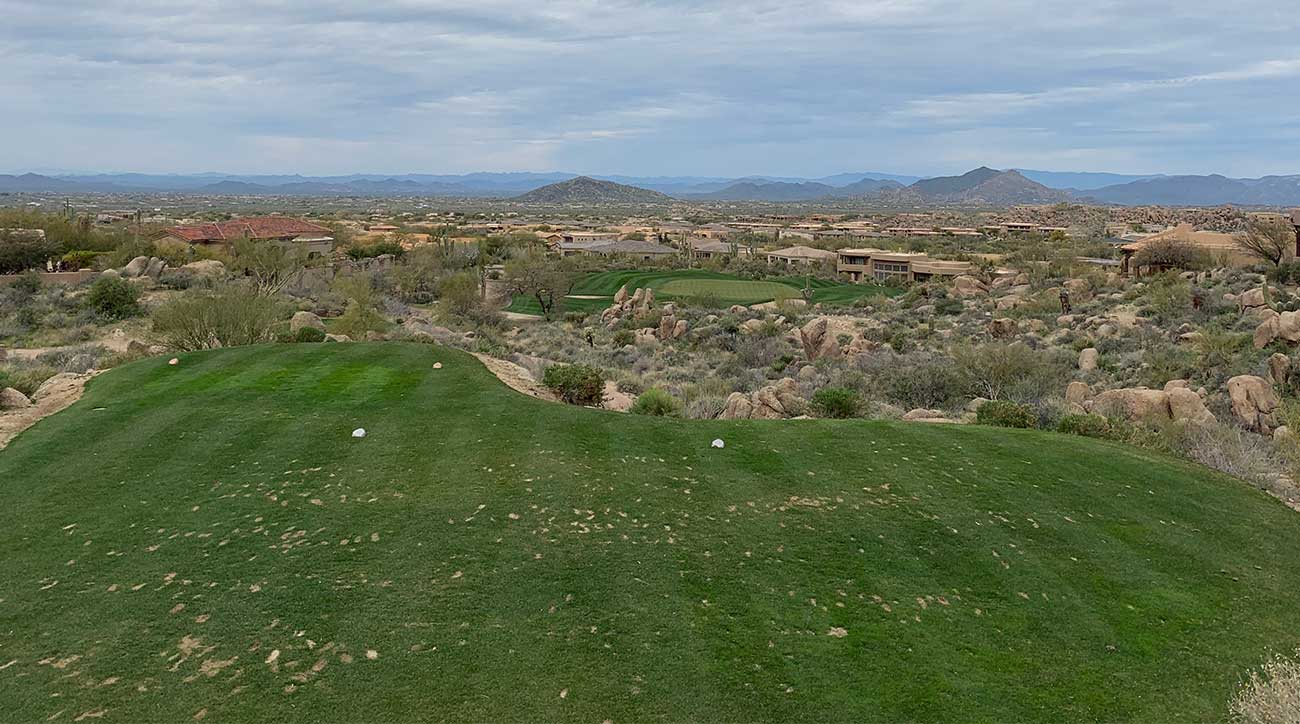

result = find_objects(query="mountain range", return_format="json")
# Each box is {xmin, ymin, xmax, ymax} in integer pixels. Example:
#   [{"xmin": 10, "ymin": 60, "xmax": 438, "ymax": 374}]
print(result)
[{"xmin": 1, "ymin": 168, "xmax": 1297, "ymax": 207}]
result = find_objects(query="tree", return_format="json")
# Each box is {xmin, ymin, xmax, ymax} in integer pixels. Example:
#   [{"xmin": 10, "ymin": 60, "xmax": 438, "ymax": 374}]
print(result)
[
  {"xmin": 503, "ymin": 254, "xmax": 579, "ymax": 320},
  {"xmin": 1237, "ymin": 217, "xmax": 1297, "ymax": 267},
  {"xmin": 439, "ymin": 272, "xmax": 481, "ymax": 317},
  {"xmin": 0, "ymin": 229, "xmax": 61, "ymax": 273},
  {"xmin": 332, "ymin": 273, "xmax": 387, "ymax": 338},
  {"xmin": 230, "ymin": 238, "xmax": 308, "ymax": 296}
]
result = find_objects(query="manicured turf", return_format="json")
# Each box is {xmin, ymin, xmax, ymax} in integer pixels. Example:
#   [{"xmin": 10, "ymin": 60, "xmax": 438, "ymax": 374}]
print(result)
[
  {"xmin": 507, "ymin": 269, "xmax": 894, "ymax": 315},
  {"xmin": 2, "ymin": 343, "xmax": 1299, "ymax": 722}
]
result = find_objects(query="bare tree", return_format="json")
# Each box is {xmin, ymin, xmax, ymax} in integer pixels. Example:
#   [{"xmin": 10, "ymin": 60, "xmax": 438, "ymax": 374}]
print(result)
[
  {"xmin": 230, "ymin": 238, "xmax": 308, "ymax": 296},
  {"xmin": 503, "ymin": 254, "xmax": 579, "ymax": 320},
  {"xmin": 1237, "ymin": 217, "xmax": 1297, "ymax": 267}
]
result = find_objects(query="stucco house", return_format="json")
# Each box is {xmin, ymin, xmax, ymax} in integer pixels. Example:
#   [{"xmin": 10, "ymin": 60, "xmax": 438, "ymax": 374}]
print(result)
[
  {"xmin": 766, "ymin": 245, "xmax": 837, "ymax": 266},
  {"xmin": 836, "ymin": 248, "xmax": 972, "ymax": 283},
  {"xmin": 1118, "ymin": 223, "xmax": 1251, "ymax": 275}
]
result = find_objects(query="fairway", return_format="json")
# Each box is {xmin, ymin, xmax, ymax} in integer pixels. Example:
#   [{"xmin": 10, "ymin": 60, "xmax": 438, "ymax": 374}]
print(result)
[
  {"xmin": 508, "ymin": 268, "xmax": 894, "ymax": 315},
  {"xmin": 655, "ymin": 278, "xmax": 799, "ymax": 303},
  {"xmin": 2, "ymin": 343, "xmax": 1299, "ymax": 722}
]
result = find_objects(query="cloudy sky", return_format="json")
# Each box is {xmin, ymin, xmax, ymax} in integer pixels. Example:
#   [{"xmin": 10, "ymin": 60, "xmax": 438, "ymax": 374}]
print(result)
[{"xmin": 1, "ymin": 0, "xmax": 1296, "ymax": 177}]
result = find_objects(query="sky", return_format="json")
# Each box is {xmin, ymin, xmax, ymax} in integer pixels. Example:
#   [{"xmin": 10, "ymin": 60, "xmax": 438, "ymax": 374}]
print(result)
[{"xmin": 1, "ymin": 0, "xmax": 1297, "ymax": 178}]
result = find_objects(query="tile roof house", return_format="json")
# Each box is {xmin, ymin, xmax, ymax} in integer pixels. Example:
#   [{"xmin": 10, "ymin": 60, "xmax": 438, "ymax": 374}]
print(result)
[
  {"xmin": 157, "ymin": 217, "xmax": 335, "ymax": 258},
  {"xmin": 1118, "ymin": 223, "xmax": 1249, "ymax": 274}
]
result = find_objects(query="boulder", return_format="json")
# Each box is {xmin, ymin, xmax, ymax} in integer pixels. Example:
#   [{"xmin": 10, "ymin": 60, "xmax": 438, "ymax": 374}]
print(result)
[
  {"xmin": 290, "ymin": 311, "xmax": 327, "ymax": 334},
  {"xmin": 799, "ymin": 318, "xmax": 841, "ymax": 360},
  {"xmin": 965, "ymin": 397, "xmax": 990, "ymax": 413},
  {"xmin": 0, "ymin": 387, "xmax": 31, "ymax": 410},
  {"xmin": 987, "ymin": 318, "xmax": 1017, "ymax": 338},
  {"xmin": 1087, "ymin": 388, "xmax": 1171, "ymax": 423},
  {"xmin": 1167, "ymin": 387, "xmax": 1215, "ymax": 424},
  {"xmin": 1162, "ymin": 379, "xmax": 1190, "ymax": 392},
  {"xmin": 738, "ymin": 319, "xmax": 766, "ymax": 334},
  {"xmin": 1226, "ymin": 375, "xmax": 1280, "ymax": 433},
  {"xmin": 719, "ymin": 379, "xmax": 806, "ymax": 420},
  {"xmin": 951, "ymin": 275, "xmax": 988, "ymax": 298},
  {"xmin": 99, "ymin": 268, "xmax": 121, "ymax": 280},
  {"xmin": 1065, "ymin": 381, "xmax": 1091, "ymax": 410},
  {"xmin": 325, "ymin": 334, "xmax": 352, "ymax": 343},
  {"xmin": 1274, "ymin": 426, "xmax": 1294, "ymax": 444},
  {"xmin": 613, "ymin": 285, "xmax": 630, "ymax": 304},
  {"xmin": 672, "ymin": 319, "xmax": 688, "ymax": 339},
  {"xmin": 1268, "ymin": 353, "xmax": 1292, "ymax": 386},
  {"xmin": 1238, "ymin": 286, "xmax": 1276, "ymax": 311},
  {"xmin": 1277, "ymin": 311, "xmax": 1300, "ymax": 343},
  {"xmin": 602, "ymin": 381, "xmax": 635, "ymax": 412},
  {"xmin": 994, "ymin": 295, "xmax": 1022, "ymax": 311},
  {"xmin": 1063, "ymin": 278, "xmax": 1091, "ymax": 296},
  {"xmin": 902, "ymin": 408, "xmax": 955, "ymax": 422},
  {"xmin": 181, "ymin": 259, "xmax": 226, "ymax": 277},
  {"xmin": 1254, "ymin": 314, "xmax": 1280, "ymax": 349},
  {"xmin": 121, "ymin": 256, "xmax": 150, "ymax": 278},
  {"xmin": 634, "ymin": 328, "xmax": 659, "ymax": 347},
  {"xmin": 1078, "ymin": 347, "xmax": 1099, "ymax": 372},
  {"xmin": 728, "ymin": 305, "xmax": 747, "ymax": 314},
  {"xmin": 144, "ymin": 257, "xmax": 165, "ymax": 278}
]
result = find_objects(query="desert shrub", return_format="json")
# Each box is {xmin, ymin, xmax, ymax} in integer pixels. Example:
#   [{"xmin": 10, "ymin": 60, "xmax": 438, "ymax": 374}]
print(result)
[
  {"xmin": 615, "ymin": 377, "xmax": 645, "ymax": 396},
  {"xmin": 0, "ymin": 363, "xmax": 57, "ymax": 396},
  {"xmin": 976, "ymin": 400, "xmax": 1038, "ymax": 429},
  {"xmin": 630, "ymin": 388, "xmax": 681, "ymax": 417},
  {"xmin": 857, "ymin": 351, "xmax": 965, "ymax": 410},
  {"xmin": 953, "ymin": 342, "xmax": 1071, "ymax": 404},
  {"xmin": 1056, "ymin": 414, "xmax": 1111, "ymax": 438},
  {"xmin": 438, "ymin": 272, "xmax": 481, "ymax": 317},
  {"xmin": 934, "ymin": 297, "xmax": 964, "ymax": 316},
  {"xmin": 294, "ymin": 326, "xmax": 326, "ymax": 343},
  {"xmin": 685, "ymin": 395, "xmax": 726, "ymax": 420},
  {"xmin": 1133, "ymin": 238, "xmax": 1211, "ymax": 271},
  {"xmin": 346, "ymin": 241, "xmax": 405, "ymax": 260},
  {"xmin": 611, "ymin": 329, "xmax": 635, "ymax": 347},
  {"xmin": 542, "ymin": 364, "xmax": 605, "ymax": 406},
  {"xmin": 151, "ymin": 284, "xmax": 283, "ymax": 351},
  {"xmin": 85, "ymin": 276, "xmax": 140, "ymax": 319},
  {"xmin": 1229, "ymin": 648, "xmax": 1300, "ymax": 724},
  {"xmin": 810, "ymin": 386, "xmax": 863, "ymax": 419},
  {"xmin": 1142, "ymin": 273, "xmax": 1192, "ymax": 321},
  {"xmin": 332, "ymin": 275, "xmax": 389, "ymax": 339},
  {"xmin": 1160, "ymin": 422, "xmax": 1296, "ymax": 499},
  {"xmin": 1268, "ymin": 261, "xmax": 1300, "ymax": 286},
  {"xmin": 0, "ymin": 231, "xmax": 61, "ymax": 273},
  {"xmin": 61, "ymin": 250, "xmax": 103, "ymax": 270}
]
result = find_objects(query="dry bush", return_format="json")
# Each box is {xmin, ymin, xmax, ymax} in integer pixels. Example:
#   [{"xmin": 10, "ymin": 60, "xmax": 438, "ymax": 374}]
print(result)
[{"xmin": 1230, "ymin": 648, "xmax": 1300, "ymax": 724}]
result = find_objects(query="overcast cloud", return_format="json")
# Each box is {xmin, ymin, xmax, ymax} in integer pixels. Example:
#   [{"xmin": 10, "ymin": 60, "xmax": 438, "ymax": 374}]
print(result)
[{"xmin": 1, "ymin": 0, "xmax": 1296, "ymax": 176}]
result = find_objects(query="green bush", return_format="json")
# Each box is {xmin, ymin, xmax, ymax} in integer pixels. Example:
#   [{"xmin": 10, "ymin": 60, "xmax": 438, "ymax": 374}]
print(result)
[
  {"xmin": 611, "ymin": 329, "xmax": 635, "ymax": 347},
  {"xmin": 86, "ymin": 276, "xmax": 140, "ymax": 319},
  {"xmin": 1057, "ymin": 414, "xmax": 1111, "ymax": 438},
  {"xmin": 542, "ymin": 364, "xmax": 606, "ymax": 406},
  {"xmin": 630, "ymin": 388, "xmax": 681, "ymax": 417},
  {"xmin": 810, "ymin": 386, "xmax": 863, "ymax": 419},
  {"xmin": 151, "ymin": 284, "xmax": 283, "ymax": 351},
  {"xmin": 294, "ymin": 326, "xmax": 326, "ymax": 343},
  {"xmin": 1269, "ymin": 261, "xmax": 1300, "ymax": 285},
  {"xmin": 61, "ymin": 250, "xmax": 103, "ymax": 270},
  {"xmin": 976, "ymin": 400, "xmax": 1038, "ymax": 429}
]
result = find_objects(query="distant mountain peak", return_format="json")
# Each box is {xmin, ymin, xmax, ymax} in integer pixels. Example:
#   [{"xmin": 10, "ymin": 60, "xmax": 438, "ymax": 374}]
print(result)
[{"xmin": 512, "ymin": 176, "xmax": 672, "ymax": 204}]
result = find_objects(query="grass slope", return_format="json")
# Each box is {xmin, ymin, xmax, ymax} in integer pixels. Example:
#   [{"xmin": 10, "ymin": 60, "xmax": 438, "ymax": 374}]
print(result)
[
  {"xmin": 2, "ymin": 343, "xmax": 1299, "ymax": 722},
  {"xmin": 507, "ymin": 269, "xmax": 894, "ymax": 315}
]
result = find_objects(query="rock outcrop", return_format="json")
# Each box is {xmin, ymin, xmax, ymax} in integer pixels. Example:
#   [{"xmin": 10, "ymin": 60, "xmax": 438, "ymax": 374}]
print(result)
[
  {"xmin": 1226, "ymin": 375, "xmax": 1280, "ymax": 433},
  {"xmin": 720, "ymin": 379, "xmax": 806, "ymax": 420},
  {"xmin": 951, "ymin": 275, "xmax": 988, "ymax": 298},
  {"xmin": 1078, "ymin": 347, "xmax": 1099, "ymax": 372},
  {"xmin": 1085, "ymin": 386, "xmax": 1214, "ymax": 425},
  {"xmin": 799, "ymin": 318, "xmax": 841, "ymax": 360}
]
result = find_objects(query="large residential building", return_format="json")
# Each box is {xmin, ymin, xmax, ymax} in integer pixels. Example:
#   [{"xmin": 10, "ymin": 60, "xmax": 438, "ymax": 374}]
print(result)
[
  {"xmin": 765, "ymin": 245, "xmax": 837, "ymax": 266},
  {"xmin": 1118, "ymin": 223, "xmax": 1249, "ymax": 274},
  {"xmin": 836, "ymin": 248, "xmax": 973, "ymax": 283},
  {"xmin": 688, "ymin": 239, "xmax": 751, "ymax": 260},
  {"xmin": 552, "ymin": 238, "xmax": 679, "ymax": 261},
  {"xmin": 157, "ymin": 217, "xmax": 335, "ymax": 258}
]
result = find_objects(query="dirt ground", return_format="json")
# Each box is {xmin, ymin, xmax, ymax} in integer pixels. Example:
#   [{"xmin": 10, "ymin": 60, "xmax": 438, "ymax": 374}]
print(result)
[{"xmin": 470, "ymin": 353, "xmax": 557, "ymax": 402}]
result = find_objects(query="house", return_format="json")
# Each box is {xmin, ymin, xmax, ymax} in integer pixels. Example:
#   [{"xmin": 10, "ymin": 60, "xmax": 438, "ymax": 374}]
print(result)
[
  {"xmin": 543, "ymin": 231, "xmax": 620, "ymax": 249},
  {"xmin": 1118, "ymin": 223, "xmax": 1248, "ymax": 275},
  {"xmin": 765, "ymin": 245, "xmax": 837, "ymax": 266},
  {"xmin": 688, "ymin": 238, "xmax": 751, "ymax": 260},
  {"xmin": 156, "ymin": 217, "xmax": 335, "ymax": 258},
  {"xmin": 553, "ymin": 238, "xmax": 679, "ymax": 260},
  {"xmin": 836, "ymin": 248, "xmax": 973, "ymax": 283}
]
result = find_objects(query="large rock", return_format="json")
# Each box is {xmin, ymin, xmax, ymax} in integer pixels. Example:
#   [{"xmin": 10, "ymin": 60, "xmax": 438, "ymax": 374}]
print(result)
[
  {"xmin": 121, "ymin": 256, "xmax": 150, "ymax": 278},
  {"xmin": 0, "ymin": 387, "xmax": 31, "ymax": 410},
  {"xmin": 719, "ymin": 379, "xmax": 806, "ymax": 420},
  {"xmin": 144, "ymin": 257, "xmax": 165, "ymax": 278},
  {"xmin": 613, "ymin": 285, "xmax": 630, "ymax": 305},
  {"xmin": 1226, "ymin": 375, "xmax": 1280, "ymax": 433},
  {"xmin": 951, "ymin": 275, "xmax": 988, "ymax": 298},
  {"xmin": 1087, "ymin": 388, "xmax": 1171, "ymax": 423},
  {"xmin": 1078, "ymin": 347, "xmax": 1099, "ymax": 372},
  {"xmin": 290, "ymin": 311, "xmax": 326, "ymax": 334},
  {"xmin": 799, "ymin": 318, "xmax": 841, "ymax": 360},
  {"xmin": 1065, "ymin": 381, "xmax": 1091, "ymax": 410},
  {"xmin": 1238, "ymin": 286, "xmax": 1276, "ymax": 311},
  {"xmin": 1254, "ymin": 314, "xmax": 1280, "ymax": 349},
  {"xmin": 1167, "ymin": 387, "xmax": 1215, "ymax": 424},
  {"xmin": 181, "ymin": 259, "xmax": 226, "ymax": 277},
  {"xmin": 1268, "ymin": 353, "xmax": 1292, "ymax": 386},
  {"xmin": 987, "ymin": 318, "xmax": 1017, "ymax": 338},
  {"xmin": 1277, "ymin": 311, "xmax": 1300, "ymax": 343},
  {"xmin": 602, "ymin": 381, "xmax": 635, "ymax": 412}
]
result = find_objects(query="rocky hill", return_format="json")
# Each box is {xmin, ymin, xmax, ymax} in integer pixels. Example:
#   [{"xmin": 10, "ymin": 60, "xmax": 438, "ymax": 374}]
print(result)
[
  {"xmin": 906, "ymin": 167, "xmax": 1071, "ymax": 205},
  {"xmin": 511, "ymin": 176, "xmax": 672, "ymax": 204}
]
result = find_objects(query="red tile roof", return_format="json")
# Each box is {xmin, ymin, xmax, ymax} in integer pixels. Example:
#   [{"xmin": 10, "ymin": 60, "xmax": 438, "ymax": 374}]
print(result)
[{"xmin": 160, "ymin": 217, "xmax": 332, "ymax": 243}]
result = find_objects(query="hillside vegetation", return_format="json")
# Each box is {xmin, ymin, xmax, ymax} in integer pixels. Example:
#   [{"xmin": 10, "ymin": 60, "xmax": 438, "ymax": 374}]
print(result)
[{"xmin": 2, "ymin": 343, "xmax": 1300, "ymax": 722}]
